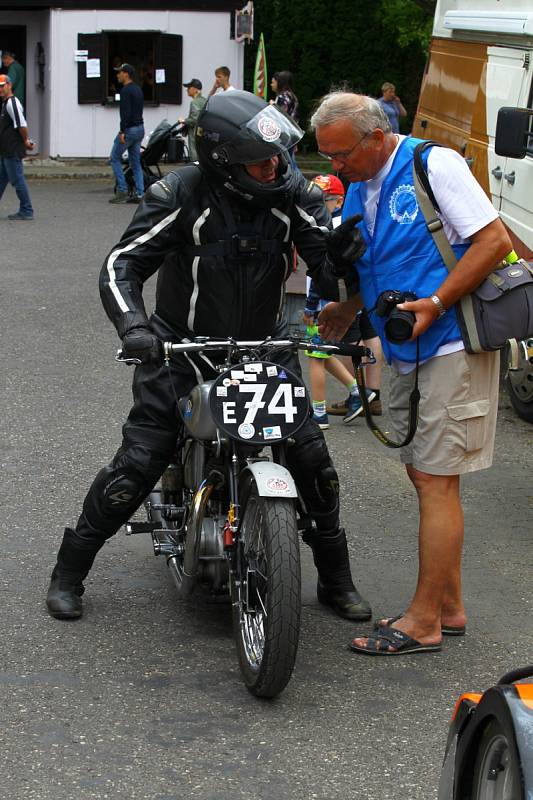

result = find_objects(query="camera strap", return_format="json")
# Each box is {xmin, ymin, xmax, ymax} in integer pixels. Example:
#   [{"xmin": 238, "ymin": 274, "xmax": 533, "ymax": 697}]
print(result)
[{"xmin": 353, "ymin": 338, "xmax": 420, "ymax": 449}]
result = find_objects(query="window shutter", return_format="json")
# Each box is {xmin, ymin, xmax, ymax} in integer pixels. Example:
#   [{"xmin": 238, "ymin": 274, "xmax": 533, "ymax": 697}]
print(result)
[
  {"xmin": 77, "ymin": 32, "xmax": 106, "ymax": 105},
  {"xmin": 155, "ymin": 33, "xmax": 183, "ymax": 105}
]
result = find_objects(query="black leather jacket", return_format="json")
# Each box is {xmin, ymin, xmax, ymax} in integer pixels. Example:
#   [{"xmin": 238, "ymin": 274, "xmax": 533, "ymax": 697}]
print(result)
[{"xmin": 99, "ymin": 164, "xmax": 353, "ymax": 342}]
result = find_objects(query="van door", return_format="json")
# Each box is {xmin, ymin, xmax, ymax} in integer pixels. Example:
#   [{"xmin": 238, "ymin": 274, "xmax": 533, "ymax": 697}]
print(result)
[{"xmin": 487, "ymin": 46, "xmax": 533, "ymax": 255}]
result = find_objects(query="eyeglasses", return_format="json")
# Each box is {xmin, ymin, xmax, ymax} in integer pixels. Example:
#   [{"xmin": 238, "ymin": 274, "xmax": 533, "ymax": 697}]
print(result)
[{"xmin": 318, "ymin": 131, "xmax": 372, "ymax": 162}]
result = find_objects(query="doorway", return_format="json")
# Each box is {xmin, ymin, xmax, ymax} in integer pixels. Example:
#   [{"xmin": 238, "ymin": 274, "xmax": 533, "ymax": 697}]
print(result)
[{"xmin": 0, "ymin": 25, "xmax": 27, "ymax": 99}]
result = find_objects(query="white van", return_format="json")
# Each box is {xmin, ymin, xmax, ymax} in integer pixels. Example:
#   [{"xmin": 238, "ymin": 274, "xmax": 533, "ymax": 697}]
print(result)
[{"xmin": 413, "ymin": 0, "xmax": 533, "ymax": 419}]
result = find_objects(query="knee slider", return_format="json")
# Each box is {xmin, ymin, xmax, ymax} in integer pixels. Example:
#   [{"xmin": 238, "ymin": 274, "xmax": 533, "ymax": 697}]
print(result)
[
  {"xmin": 102, "ymin": 469, "xmax": 147, "ymax": 512},
  {"xmin": 288, "ymin": 429, "xmax": 339, "ymax": 507}
]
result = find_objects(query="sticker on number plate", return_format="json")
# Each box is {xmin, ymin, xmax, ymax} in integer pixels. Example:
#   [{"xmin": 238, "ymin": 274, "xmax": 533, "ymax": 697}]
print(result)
[
  {"xmin": 263, "ymin": 425, "xmax": 282, "ymax": 440},
  {"xmin": 238, "ymin": 422, "xmax": 255, "ymax": 439}
]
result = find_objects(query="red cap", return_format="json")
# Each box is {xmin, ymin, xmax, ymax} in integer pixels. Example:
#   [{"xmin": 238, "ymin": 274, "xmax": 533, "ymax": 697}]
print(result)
[
  {"xmin": 312, "ymin": 174, "xmax": 345, "ymax": 198},
  {"xmin": 0, "ymin": 74, "xmax": 11, "ymax": 86}
]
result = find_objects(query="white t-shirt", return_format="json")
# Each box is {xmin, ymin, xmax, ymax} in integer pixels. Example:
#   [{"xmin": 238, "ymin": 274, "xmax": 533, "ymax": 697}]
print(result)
[
  {"xmin": 362, "ymin": 136, "xmax": 498, "ymax": 371},
  {"xmin": 214, "ymin": 85, "xmax": 237, "ymax": 95}
]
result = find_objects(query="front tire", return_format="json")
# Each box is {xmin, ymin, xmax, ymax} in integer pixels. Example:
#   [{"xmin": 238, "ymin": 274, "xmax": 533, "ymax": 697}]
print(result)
[
  {"xmin": 471, "ymin": 719, "xmax": 522, "ymax": 800},
  {"xmin": 231, "ymin": 480, "xmax": 301, "ymax": 699}
]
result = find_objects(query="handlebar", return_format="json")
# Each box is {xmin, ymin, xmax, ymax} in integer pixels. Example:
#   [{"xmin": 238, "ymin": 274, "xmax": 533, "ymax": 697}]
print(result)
[{"xmin": 115, "ymin": 336, "xmax": 376, "ymax": 366}]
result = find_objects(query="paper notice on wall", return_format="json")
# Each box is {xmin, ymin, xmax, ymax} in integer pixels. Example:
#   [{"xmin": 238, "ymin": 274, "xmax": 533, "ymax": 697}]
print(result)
[
  {"xmin": 86, "ymin": 58, "xmax": 101, "ymax": 78},
  {"xmin": 75, "ymin": 49, "xmax": 88, "ymax": 62},
  {"xmin": 155, "ymin": 69, "xmax": 166, "ymax": 84}
]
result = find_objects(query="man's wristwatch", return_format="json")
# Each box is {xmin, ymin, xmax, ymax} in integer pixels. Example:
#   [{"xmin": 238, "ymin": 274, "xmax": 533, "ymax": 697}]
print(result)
[{"xmin": 430, "ymin": 294, "xmax": 446, "ymax": 318}]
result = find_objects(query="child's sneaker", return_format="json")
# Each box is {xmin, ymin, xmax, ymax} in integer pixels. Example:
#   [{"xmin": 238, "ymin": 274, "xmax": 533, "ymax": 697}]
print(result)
[
  {"xmin": 327, "ymin": 396, "xmax": 349, "ymax": 416},
  {"xmin": 343, "ymin": 390, "xmax": 377, "ymax": 424},
  {"xmin": 312, "ymin": 411, "xmax": 329, "ymax": 430}
]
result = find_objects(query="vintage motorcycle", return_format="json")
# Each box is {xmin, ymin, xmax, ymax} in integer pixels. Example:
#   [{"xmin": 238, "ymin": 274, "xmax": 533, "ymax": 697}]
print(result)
[
  {"xmin": 438, "ymin": 664, "xmax": 533, "ymax": 799},
  {"xmin": 119, "ymin": 336, "xmax": 370, "ymax": 699}
]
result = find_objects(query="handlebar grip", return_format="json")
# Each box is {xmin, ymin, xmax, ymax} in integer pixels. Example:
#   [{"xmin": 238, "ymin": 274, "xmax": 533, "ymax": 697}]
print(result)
[{"xmin": 334, "ymin": 343, "xmax": 373, "ymax": 360}]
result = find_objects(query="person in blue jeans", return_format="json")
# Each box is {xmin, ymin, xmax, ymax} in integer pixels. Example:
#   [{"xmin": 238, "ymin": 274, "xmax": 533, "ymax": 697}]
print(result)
[
  {"xmin": 0, "ymin": 73, "xmax": 34, "ymax": 220},
  {"xmin": 109, "ymin": 64, "xmax": 145, "ymax": 204}
]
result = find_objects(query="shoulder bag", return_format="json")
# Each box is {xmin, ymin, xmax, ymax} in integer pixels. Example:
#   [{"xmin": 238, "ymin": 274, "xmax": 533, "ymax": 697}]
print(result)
[{"xmin": 413, "ymin": 140, "xmax": 533, "ymax": 353}]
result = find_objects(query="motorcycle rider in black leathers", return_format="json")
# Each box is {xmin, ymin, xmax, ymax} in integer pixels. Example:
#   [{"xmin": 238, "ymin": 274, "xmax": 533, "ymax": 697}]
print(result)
[{"xmin": 46, "ymin": 91, "xmax": 372, "ymax": 622}]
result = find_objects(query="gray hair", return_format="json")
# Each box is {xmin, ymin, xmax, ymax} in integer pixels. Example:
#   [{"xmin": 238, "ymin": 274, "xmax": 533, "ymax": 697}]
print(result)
[{"xmin": 310, "ymin": 91, "xmax": 391, "ymax": 136}]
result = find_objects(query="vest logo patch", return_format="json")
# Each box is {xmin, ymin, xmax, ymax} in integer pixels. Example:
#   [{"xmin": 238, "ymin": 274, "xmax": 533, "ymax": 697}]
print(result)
[{"xmin": 389, "ymin": 184, "xmax": 418, "ymax": 225}]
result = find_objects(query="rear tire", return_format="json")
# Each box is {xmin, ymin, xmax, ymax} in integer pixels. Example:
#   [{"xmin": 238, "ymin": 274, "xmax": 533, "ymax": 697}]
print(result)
[
  {"xmin": 471, "ymin": 719, "xmax": 522, "ymax": 800},
  {"xmin": 231, "ymin": 480, "xmax": 301, "ymax": 699}
]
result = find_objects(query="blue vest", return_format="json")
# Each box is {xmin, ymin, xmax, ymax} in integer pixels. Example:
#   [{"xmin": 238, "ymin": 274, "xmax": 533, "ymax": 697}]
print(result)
[{"xmin": 342, "ymin": 137, "xmax": 467, "ymax": 363}]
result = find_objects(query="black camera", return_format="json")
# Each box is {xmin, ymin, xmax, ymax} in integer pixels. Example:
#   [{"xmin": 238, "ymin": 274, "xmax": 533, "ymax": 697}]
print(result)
[{"xmin": 375, "ymin": 290, "xmax": 418, "ymax": 343}]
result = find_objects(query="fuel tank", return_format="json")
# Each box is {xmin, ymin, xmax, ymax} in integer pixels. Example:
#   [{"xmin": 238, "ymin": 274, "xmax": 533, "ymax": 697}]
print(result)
[{"xmin": 179, "ymin": 380, "xmax": 217, "ymax": 441}]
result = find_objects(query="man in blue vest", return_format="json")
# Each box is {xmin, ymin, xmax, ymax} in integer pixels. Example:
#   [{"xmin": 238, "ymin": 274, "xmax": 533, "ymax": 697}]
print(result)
[{"xmin": 311, "ymin": 92, "xmax": 512, "ymax": 656}]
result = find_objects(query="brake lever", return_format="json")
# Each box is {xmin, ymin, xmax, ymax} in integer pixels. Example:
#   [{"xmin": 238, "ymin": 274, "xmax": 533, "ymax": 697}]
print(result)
[{"xmin": 115, "ymin": 349, "xmax": 141, "ymax": 366}]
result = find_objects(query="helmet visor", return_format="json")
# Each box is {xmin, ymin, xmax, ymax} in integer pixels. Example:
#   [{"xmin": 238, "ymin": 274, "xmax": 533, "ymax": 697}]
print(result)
[{"xmin": 212, "ymin": 106, "xmax": 303, "ymax": 166}]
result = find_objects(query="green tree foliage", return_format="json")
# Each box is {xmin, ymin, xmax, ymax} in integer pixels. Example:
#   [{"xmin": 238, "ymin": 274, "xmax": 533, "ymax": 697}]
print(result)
[{"xmin": 245, "ymin": 0, "xmax": 435, "ymax": 143}]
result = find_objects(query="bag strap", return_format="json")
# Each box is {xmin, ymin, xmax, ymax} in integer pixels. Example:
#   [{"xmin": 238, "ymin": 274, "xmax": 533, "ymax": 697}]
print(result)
[
  {"xmin": 412, "ymin": 141, "xmax": 483, "ymax": 353},
  {"xmin": 413, "ymin": 142, "xmax": 458, "ymax": 272}
]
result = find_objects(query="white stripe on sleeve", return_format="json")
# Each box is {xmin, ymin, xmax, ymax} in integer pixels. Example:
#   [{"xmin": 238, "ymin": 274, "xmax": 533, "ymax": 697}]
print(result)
[
  {"xmin": 295, "ymin": 204, "xmax": 330, "ymax": 233},
  {"xmin": 6, "ymin": 96, "xmax": 27, "ymax": 128},
  {"xmin": 105, "ymin": 207, "xmax": 181, "ymax": 313}
]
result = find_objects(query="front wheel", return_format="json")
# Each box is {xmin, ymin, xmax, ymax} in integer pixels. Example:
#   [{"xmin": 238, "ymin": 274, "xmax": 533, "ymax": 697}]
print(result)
[
  {"xmin": 471, "ymin": 719, "xmax": 522, "ymax": 800},
  {"xmin": 231, "ymin": 480, "xmax": 301, "ymax": 699}
]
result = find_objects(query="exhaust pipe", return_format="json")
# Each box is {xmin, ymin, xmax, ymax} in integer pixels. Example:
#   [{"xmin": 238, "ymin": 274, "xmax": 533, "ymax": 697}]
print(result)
[{"xmin": 167, "ymin": 479, "xmax": 214, "ymax": 597}]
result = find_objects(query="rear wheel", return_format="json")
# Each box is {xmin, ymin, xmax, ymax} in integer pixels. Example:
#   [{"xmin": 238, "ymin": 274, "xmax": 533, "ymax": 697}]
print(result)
[
  {"xmin": 471, "ymin": 719, "xmax": 522, "ymax": 800},
  {"xmin": 231, "ymin": 480, "xmax": 301, "ymax": 699}
]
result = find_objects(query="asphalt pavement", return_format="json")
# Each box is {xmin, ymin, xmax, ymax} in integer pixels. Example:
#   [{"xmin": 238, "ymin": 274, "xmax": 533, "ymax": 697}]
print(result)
[{"xmin": 1, "ymin": 179, "xmax": 532, "ymax": 800}]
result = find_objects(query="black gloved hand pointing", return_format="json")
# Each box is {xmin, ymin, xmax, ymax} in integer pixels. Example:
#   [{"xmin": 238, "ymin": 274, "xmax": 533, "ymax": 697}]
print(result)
[
  {"xmin": 326, "ymin": 214, "xmax": 366, "ymax": 276},
  {"xmin": 121, "ymin": 326, "xmax": 162, "ymax": 365}
]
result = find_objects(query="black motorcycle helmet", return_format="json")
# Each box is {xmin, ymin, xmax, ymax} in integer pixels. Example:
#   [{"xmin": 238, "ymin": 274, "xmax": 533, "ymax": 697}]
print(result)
[{"xmin": 195, "ymin": 90, "xmax": 303, "ymax": 206}]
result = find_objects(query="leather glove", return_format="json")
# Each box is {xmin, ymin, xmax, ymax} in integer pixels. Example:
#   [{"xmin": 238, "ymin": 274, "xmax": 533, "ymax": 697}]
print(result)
[
  {"xmin": 122, "ymin": 326, "xmax": 162, "ymax": 365},
  {"xmin": 326, "ymin": 214, "xmax": 366, "ymax": 276}
]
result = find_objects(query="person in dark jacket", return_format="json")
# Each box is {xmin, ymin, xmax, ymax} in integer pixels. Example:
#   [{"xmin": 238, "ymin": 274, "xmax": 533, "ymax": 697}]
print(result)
[
  {"xmin": 0, "ymin": 73, "xmax": 34, "ymax": 220},
  {"xmin": 109, "ymin": 63, "xmax": 145, "ymax": 204},
  {"xmin": 45, "ymin": 90, "xmax": 371, "ymax": 625}
]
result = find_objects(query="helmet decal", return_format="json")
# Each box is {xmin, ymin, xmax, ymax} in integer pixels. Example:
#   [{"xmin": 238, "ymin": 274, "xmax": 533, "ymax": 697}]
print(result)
[{"xmin": 257, "ymin": 113, "xmax": 282, "ymax": 143}]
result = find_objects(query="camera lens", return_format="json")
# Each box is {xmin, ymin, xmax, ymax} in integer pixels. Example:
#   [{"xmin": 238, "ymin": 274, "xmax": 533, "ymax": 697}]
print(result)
[{"xmin": 384, "ymin": 310, "xmax": 415, "ymax": 343}]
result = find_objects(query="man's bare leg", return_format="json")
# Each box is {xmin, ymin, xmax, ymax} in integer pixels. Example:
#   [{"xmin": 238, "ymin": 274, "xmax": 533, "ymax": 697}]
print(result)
[{"xmin": 352, "ymin": 467, "xmax": 466, "ymax": 651}]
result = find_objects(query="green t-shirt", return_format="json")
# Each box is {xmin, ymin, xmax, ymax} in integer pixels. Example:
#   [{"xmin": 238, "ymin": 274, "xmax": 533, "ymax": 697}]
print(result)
[{"xmin": 8, "ymin": 61, "xmax": 25, "ymax": 106}]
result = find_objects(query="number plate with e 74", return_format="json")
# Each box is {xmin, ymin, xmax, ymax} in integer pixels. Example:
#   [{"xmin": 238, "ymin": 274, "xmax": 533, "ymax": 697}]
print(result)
[{"xmin": 209, "ymin": 361, "xmax": 310, "ymax": 445}]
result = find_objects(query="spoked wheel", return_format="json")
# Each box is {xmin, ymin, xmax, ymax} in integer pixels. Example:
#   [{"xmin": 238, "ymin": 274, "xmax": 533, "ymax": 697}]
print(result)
[
  {"xmin": 231, "ymin": 479, "xmax": 301, "ymax": 698},
  {"xmin": 472, "ymin": 720, "xmax": 522, "ymax": 800}
]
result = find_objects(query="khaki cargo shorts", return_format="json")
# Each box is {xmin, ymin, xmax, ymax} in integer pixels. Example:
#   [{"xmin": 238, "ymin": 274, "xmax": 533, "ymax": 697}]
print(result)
[{"xmin": 388, "ymin": 349, "xmax": 500, "ymax": 475}]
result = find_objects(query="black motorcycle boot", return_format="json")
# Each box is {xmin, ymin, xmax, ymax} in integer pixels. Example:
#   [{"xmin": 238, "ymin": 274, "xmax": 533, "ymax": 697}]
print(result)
[
  {"xmin": 303, "ymin": 528, "xmax": 372, "ymax": 621},
  {"xmin": 46, "ymin": 528, "xmax": 102, "ymax": 620}
]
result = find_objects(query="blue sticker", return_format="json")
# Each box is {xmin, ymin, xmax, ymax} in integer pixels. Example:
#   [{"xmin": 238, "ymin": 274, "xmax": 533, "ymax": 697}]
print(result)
[{"xmin": 278, "ymin": 370, "xmax": 287, "ymax": 380}]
